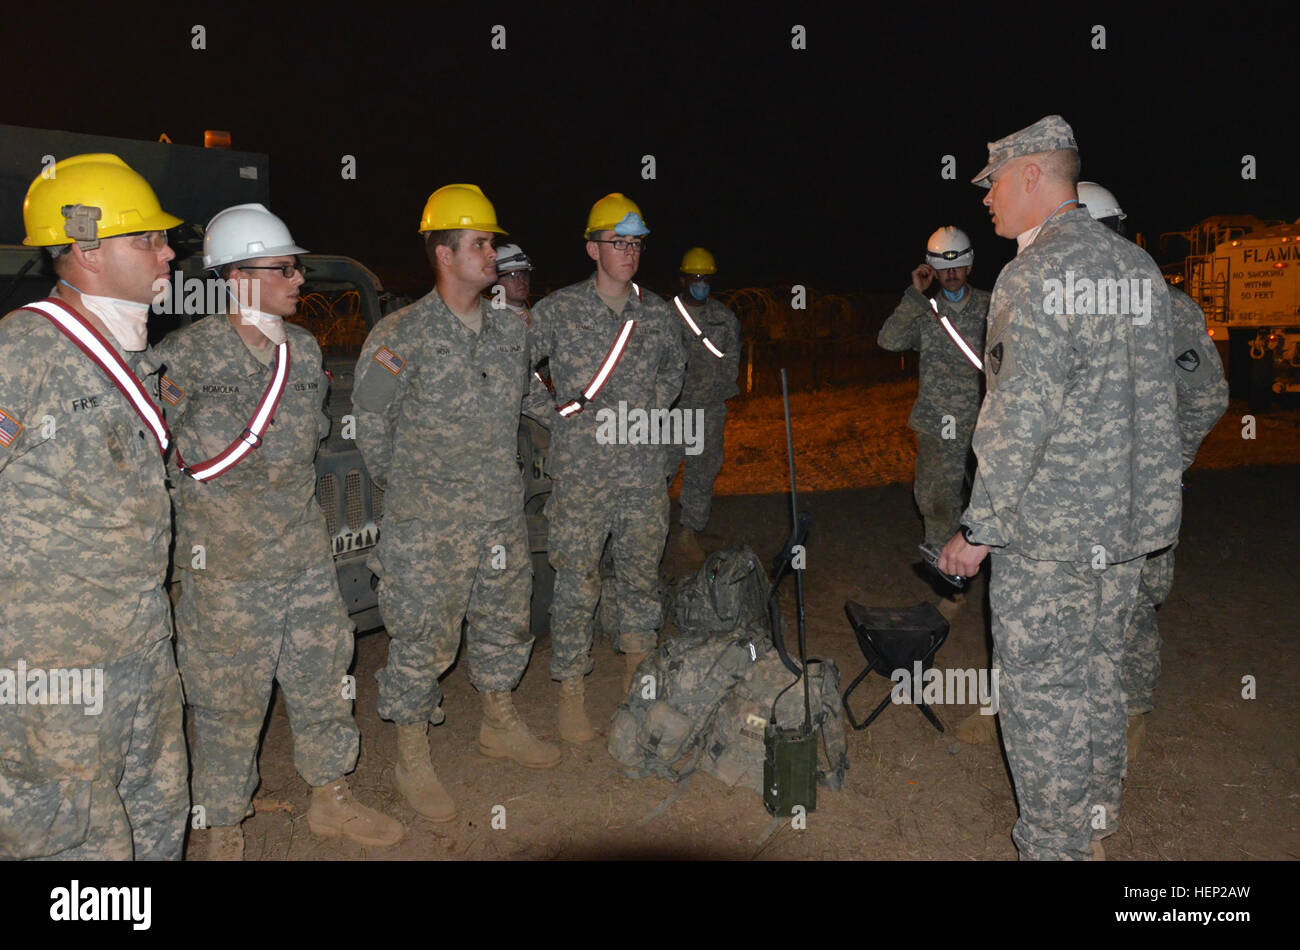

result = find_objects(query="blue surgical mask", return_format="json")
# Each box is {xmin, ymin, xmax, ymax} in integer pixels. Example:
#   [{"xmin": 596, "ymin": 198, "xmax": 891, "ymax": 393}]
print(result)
[
  {"xmin": 689, "ymin": 280, "xmax": 710, "ymax": 301},
  {"xmin": 941, "ymin": 286, "xmax": 965, "ymax": 302}
]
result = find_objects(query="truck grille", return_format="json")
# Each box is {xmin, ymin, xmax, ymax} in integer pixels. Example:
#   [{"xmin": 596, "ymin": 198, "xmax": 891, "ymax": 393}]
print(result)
[
  {"xmin": 318, "ymin": 472, "xmax": 339, "ymax": 536},
  {"xmin": 317, "ymin": 468, "xmax": 384, "ymax": 540}
]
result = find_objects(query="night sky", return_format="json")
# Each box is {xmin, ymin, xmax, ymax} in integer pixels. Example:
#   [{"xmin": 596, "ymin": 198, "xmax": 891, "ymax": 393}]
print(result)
[{"xmin": 5, "ymin": 3, "xmax": 1296, "ymax": 296}]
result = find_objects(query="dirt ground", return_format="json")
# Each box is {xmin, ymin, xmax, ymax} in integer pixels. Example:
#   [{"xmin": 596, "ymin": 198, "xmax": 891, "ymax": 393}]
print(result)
[{"xmin": 199, "ymin": 382, "xmax": 1300, "ymax": 861}]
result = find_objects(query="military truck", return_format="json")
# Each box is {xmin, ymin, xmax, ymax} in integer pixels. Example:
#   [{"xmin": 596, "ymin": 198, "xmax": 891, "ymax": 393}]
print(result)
[
  {"xmin": 0, "ymin": 124, "xmax": 556, "ymax": 637},
  {"xmin": 1161, "ymin": 214, "xmax": 1300, "ymax": 408}
]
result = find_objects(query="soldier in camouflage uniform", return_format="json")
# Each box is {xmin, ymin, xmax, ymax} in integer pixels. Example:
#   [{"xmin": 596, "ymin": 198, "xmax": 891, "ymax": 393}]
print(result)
[
  {"xmin": 879, "ymin": 228, "xmax": 990, "ymax": 618},
  {"xmin": 664, "ymin": 247, "xmax": 741, "ymax": 568},
  {"xmin": 353, "ymin": 185, "xmax": 560, "ymax": 825},
  {"xmin": 527, "ymin": 193, "xmax": 685, "ymax": 742},
  {"xmin": 156, "ymin": 204, "xmax": 403, "ymax": 858},
  {"xmin": 1078, "ymin": 183, "xmax": 1228, "ymax": 762},
  {"xmin": 940, "ymin": 117, "xmax": 1183, "ymax": 861},
  {"xmin": 0, "ymin": 155, "xmax": 188, "ymax": 860}
]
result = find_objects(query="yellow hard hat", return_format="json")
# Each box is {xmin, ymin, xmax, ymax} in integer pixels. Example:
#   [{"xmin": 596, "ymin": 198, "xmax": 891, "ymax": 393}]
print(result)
[
  {"xmin": 584, "ymin": 193, "xmax": 650, "ymax": 239},
  {"xmin": 418, "ymin": 183, "xmax": 507, "ymax": 235},
  {"xmin": 22, "ymin": 153, "xmax": 182, "ymax": 247},
  {"xmin": 680, "ymin": 246, "xmax": 716, "ymax": 275}
]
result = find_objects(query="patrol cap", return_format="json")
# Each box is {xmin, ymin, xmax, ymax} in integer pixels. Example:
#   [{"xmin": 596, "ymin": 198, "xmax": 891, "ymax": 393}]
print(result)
[{"xmin": 971, "ymin": 115, "xmax": 1078, "ymax": 189}]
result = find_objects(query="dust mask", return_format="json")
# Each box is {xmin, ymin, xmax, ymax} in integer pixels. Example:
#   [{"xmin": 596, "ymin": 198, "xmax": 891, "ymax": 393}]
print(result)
[{"xmin": 60, "ymin": 279, "xmax": 150, "ymax": 351}]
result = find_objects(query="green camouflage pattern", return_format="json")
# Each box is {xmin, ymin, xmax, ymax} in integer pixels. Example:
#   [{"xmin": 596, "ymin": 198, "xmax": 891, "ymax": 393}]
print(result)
[
  {"xmin": 1121, "ymin": 286, "xmax": 1226, "ymax": 715},
  {"xmin": 528, "ymin": 276, "xmax": 683, "ymax": 678},
  {"xmin": 962, "ymin": 208, "xmax": 1183, "ymax": 560},
  {"xmin": 526, "ymin": 275, "xmax": 685, "ymax": 489},
  {"xmin": 370, "ymin": 513, "xmax": 533, "ymax": 723},
  {"xmin": 701, "ymin": 654, "xmax": 848, "ymax": 793},
  {"xmin": 175, "ymin": 559, "xmax": 359, "ymax": 826},
  {"xmin": 991, "ymin": 552, "xmax": 1143, "ymax": 860},
  {"xmin": 152, "ymin": 315, "xmax": 333, "ymax": 580},
  {"xmin": 545, "ymin": 481, "xmax": 668, "ymax": 680},
  {"xmin": 0, "ymin": 306, "xmax": 186, "ymax": 859},
  {"xmin": 877, "ymin": 284, "xmax": 990, "ymax": 440},
  {"xmin": 665, "ymin": 403, "xmax": 727, "ymax": 531},
  {"xmin": 914, "ymin": 431, "xmax": 973, "ymax": 546},
  {"xmin": 608, "ymin": 631, "xmax": 764, "ymax": 780},
  {"xmin": 671, "ymin": 295, "xmax": 740, "ymax": 405},
  {"xmin": 352, "ymin": 288, "xmax": 534, "ymax": 723}
]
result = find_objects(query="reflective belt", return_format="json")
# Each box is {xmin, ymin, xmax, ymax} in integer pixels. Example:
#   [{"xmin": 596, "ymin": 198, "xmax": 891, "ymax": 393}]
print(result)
[
  {"xmin": 929, "ymin": 297, "xmax": 983, "ymax": 371},
  {"xmin": 22, "ymin": 298, "xmax": 171, "ymax": 455},
  {"xmin": 555, "ymin": 282, "xmax": 641, "ymax": 417},
  {"xmin": 174, "ymin": 341, "xmax": 291, "ymax": 481},
  {"xmin": 672, "ymin": 295, "xmax": 725, "ymax": 358}
]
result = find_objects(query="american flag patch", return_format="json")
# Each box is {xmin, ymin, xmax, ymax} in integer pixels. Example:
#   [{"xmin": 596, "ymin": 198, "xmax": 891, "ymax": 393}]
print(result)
[
  {"xmin": 0, "ymin": 408, "xmax": 22, "ymax": 447},
  {"xmin": 374, "ymin": 346, "xmax": 405, "ymax": 375},
  {"xmin": 159, "ymin": 375, "xmax": 185, "ymax": 406}
]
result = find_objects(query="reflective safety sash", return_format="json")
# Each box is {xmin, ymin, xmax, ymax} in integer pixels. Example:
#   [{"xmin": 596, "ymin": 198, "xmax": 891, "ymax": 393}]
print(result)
[
  {"xmin": 173, "ymin": 340, "xmax": 291, "ymax": 481},
  {"xmin": 672, "ymin": 295, "xmax": 725, "ymax": 358},
  {"xmin": 555, "ymin": 282, "xmax": 641, "ymax": 417},
  {"xmin": 928, "ymin": 297, "xmax": 983, "ymax": 371},
  {"xmin": 21, "ymin": 298, "xmax": 171, "ymax": 455}
]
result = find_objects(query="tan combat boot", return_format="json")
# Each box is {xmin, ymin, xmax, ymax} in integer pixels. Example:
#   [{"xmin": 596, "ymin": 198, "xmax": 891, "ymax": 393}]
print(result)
[
  {"xmin": 557, "ymin": 676, "xmax": 597, "ymax": 743},
  {"xmin": 479, "ymin": 691, "xmax": 562, "ymax": 768},
  {"xmin": 954, "ymin": 709, "xmax": 998, "ymax": 744},
  {"xmin": 1126, "ymin": 713, "xmax": 1146, "ymax": 766},
  {"xmin": 192, "ymin": 824, "xmax": 244, "ymax": 861},
  {"xmin": 308, "ymin": 775, "xmax": 405, "ymax": 847},
  {"xmin": 393, "ymin": 722, "xmax": 457, "ymax": 822},
  {"xmin": 622, "ymin": 650, "xmax": 650, "ymax": 695}
]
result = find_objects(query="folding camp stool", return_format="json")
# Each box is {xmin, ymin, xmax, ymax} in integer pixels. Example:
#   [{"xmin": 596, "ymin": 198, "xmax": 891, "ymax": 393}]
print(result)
[{"xmin": 842, "ymin": 601, "xmax": 948, "ymax": 732}]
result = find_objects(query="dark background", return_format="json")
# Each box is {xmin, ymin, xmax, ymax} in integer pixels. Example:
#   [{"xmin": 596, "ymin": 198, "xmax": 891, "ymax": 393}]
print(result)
[{"xmin": 4, "ymin": 2, "xmax": 1296, "ymax": 295}]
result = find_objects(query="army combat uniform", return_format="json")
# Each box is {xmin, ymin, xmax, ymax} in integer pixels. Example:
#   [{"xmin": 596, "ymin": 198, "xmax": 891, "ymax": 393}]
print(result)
[
  {"xmin": 153, "ymin": 315, "xmax": 359, "ymax": 827},
  {"xmin": 878, "ymin": 284, "xmax": 990, "ymax": 545},
  {"xmin": 961, "ymin": 208, "xmax": 1182, "ymax": 860},
  {"xmin": 528, "ymin": 276, "xmax": 685, "ymax": 678},
  {"xmin": 1122, "ymin": 286, "xmax": 1227, "ymax": 715},
  {"xmin": 664, "ymin": 295, "xmax": 741, "ymax": 532},
  {"xmin": 352, "ymin": 289, "xmax": 533, "ymax": 724},
  {"xmin": 0, "ymin": 304, "xmax": 187, "ymax": 860}
]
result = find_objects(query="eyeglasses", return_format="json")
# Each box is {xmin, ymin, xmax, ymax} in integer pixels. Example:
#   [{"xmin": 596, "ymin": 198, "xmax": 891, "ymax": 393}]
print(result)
[
  {"xmin": 238, "ymin": 263, "xmax": 308, "ymax": 278},
  {"xmin": 123, "ymin": 231, "xmax": 169, "ymax": 251},
  {"xmin": 592, "ymin": 239, "xmax": 646, "ymax": 253}
]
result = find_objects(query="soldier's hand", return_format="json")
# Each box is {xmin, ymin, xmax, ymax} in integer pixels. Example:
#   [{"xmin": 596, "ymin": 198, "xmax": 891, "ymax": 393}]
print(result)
[
  {"xmin": 911, "ymin": 264, "xmax": 935, "ymax": 293},
  {"xmin": 939, "ymin": 531, "xmax": 988, "ymax": 578}
]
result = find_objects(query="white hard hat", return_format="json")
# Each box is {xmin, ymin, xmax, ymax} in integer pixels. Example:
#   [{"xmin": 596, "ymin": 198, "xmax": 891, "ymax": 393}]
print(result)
[
  {"xmin": 925, "ymin": 226, "xmax": 973, "ymax": 270},
  {"xmin": 1078, "ymin": 181, "xmax": 1127, "ymax": 221},
  {"xmin": 203, "ymin": 203, "xmax": 308, "ymax": 269},
  {"xmin": 495, "ymin": 243, "xmax": 533, "ymax": 273}
]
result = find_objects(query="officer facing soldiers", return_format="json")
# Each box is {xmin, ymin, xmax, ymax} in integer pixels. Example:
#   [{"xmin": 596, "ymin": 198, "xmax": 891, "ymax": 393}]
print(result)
[
  {"xmin": 0, "ymin": 155, "xmax": 188, "ymax": 859},
  {"xmin": 1077, "ymin": 181, "xmax": 1228, "ymax": 763},
  {"xmin": 155, "ymin": 204, "xmax": 403, "ymax": 858},
  {"xmin": 527, "ymin": 193, "xmax": 685, "ymax": 741},
  {"xmin": 940, "ymin": 116, "xmax": 1183, "ymax": 860},
  {"xmin": 353, "ymin": 185, "xmax": 559, "ymax": 825},
  {"xmin": 664, "ymin": 247, "xmax": 741, "ymax": 568},
  {"xmin": 878, "ymin": 227, "xmax": 989, "ymax": 615}
]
